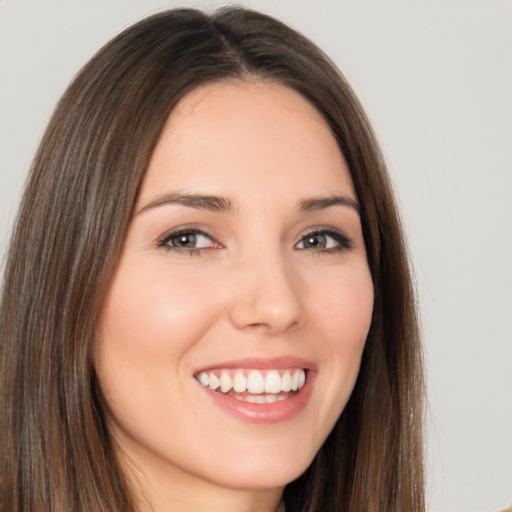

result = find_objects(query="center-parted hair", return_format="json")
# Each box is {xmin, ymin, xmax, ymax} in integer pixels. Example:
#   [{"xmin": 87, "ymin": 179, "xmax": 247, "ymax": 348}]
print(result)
[{"xmin": 0, "ymin": 7, "xmax": 424, "ymax": 511}]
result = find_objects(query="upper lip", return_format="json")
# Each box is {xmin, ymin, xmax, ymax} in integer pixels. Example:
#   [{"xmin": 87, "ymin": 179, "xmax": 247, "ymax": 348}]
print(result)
[{"xmin": 194, "ymin": 355, "xmax": 316, "ymax": 374}]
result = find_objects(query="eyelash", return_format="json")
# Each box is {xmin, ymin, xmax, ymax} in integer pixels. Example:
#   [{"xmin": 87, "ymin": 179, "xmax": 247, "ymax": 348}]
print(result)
[
  {"xmin": 156, "ymin": 227, "xmax": 219, "ymax": 256},
  {"xmin": 156, "ymin": 226, "xmax": 353, "ymax": 255},
  {"xmin": 296, "ymin": 227, "xmax": 353, "ymax": 253}
]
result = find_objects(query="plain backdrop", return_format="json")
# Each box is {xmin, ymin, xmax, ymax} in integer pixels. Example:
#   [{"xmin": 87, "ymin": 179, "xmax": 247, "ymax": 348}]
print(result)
[{"xmin": 1, "ymin": 1, "xmax": 511, "ymax": 511}]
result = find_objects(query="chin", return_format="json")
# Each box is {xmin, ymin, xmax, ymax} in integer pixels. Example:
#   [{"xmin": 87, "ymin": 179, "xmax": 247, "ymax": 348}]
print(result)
[
  {"xmin": 207, "ymin": 460, "xmax": 310, "ymax": 491},
  {"xmin": 199, "ymin": 439, "xmax": 319, "ymax": 490}
]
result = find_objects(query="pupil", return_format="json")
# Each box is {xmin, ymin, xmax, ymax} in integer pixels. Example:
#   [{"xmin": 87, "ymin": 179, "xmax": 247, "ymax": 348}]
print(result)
[
  {"xmin": 306, "ymin": 234, "xmax": 326, "ymax": 248},
  {"xmin": 175, "ymin": 233, "xmax": 196, "ymax": 247}
]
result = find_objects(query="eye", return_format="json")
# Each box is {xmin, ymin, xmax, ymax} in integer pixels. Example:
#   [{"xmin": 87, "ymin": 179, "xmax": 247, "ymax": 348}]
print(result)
[
  {"xmin": 295, "ymin": 228, "xmax": 352, "ymax": 252},
  {"xmin": 157, "ymin": 229, "xmax": 219, "ymax": 252}
]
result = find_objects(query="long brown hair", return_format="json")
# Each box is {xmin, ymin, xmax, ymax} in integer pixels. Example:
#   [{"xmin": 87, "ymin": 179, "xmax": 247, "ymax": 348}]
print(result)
[{"xmin": 0, "ymin": 7, "xmax": 424, "ymax": 511}]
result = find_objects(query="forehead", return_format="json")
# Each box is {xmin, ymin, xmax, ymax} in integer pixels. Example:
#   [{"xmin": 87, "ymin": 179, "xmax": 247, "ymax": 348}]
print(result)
[{"xmin": 138, "ymin": 80, "xmax": 355, "ymax": 205}]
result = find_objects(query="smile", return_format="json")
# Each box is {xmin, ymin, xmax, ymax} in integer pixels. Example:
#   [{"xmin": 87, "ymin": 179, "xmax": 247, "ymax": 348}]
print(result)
[{"xmin": 195, "ymin": 368, "xmax": 307, "ymax": 403}]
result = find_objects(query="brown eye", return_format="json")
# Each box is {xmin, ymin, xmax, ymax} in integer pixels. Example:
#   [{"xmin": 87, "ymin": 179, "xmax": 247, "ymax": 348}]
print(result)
[
  {"xmin": 169, "ymin": 232, "xmax": 198, "ymax": 248},
  {"xmin": 159, "ymin": 230, "xmax": 217, "ymax": 251}
]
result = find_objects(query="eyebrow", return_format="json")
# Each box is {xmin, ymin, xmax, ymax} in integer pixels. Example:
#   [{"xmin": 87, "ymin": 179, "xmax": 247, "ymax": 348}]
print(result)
[
  {"xmin": 137, "ymin": 192, "xmax": 360, "ymax": 216},
  {"xmin": 299, "ymin": 195, "xmax": 360, "ymax": 214},
  {"xmin": 137, "ymin": 193, "xmax": 233, "ymax": 215}
]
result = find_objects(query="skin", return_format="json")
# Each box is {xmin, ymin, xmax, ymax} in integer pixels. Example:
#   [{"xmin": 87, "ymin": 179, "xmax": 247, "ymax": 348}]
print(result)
[{"xmin": 94, "ymin": 81, "xmax": 374, "ymax": 512}]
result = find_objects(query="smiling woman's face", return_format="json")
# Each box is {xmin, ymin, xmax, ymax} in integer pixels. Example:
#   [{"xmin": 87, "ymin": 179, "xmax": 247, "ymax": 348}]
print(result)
[{"xmin": 94, "ymin": 81, "xmax": 374, "ymax": 501}]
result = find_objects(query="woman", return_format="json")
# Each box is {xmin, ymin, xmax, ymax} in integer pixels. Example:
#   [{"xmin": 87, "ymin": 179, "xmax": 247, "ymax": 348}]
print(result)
[{"xmin": 0, "ymin": 7, "xmax": 424, "ymax": 512}]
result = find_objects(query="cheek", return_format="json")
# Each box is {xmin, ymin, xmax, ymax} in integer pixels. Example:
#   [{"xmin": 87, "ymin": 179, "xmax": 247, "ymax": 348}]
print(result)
[
  {"xmin": 97, "ymin": 262, "xmax": 221, "ymax": 361},
  {"xmin": 93, "ymin": 261, "xmax": 227, "ymax": 423},
  {"xmin": 313, "ymin": 268, "xmax": 374, "ymax": 411},
  {"xmin": 317, "ymin": 266, "xmax": 374, "ymax": 350},
  {"xmin": 93, "ymin": 260, "xmax": 229, "ymax": 442}
]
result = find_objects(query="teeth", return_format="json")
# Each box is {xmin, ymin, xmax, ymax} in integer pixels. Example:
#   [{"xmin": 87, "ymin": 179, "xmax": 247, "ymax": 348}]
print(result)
[
  {"xmin": 208, "ymin": 373, "xmax": 220, "ymax": 390},
  {"xmin": 264, "ymin": 370, "xmax": 281, "ymax": 393},
  {"xmin": 244, "ymin": 394, "xmax": 288, "ymax": 404},
  {"xmin": 298, "ymin": 370, "xmax": 306, "ymax": 389},
  {"xmin": 281, "ymin": 371, "xmax": 292, "ymax": 392},
  {"xmin": 291, "ymin": 369, "xmax": 300, "ymax": 391},
  {"xmin": 247, "ymin": 370, "xmax": 265, "ymax": 393},
  {"xmin": 220, "ymin": 372, "xmax": 232, "ymax": 393},
  {"xmin": 232, "ymin": 372, "xmax": 247, "ymax": 392},
  {"xmin": 197, "ymin": 368, "xmax": 307, "ymax": 396},
  {"xmin": 197, "ymin": 372, "xmax": 209, "ymax": 387},
  {"xmin": 246, "ymin": 394, "xmax": 265, "ymax": 404}
]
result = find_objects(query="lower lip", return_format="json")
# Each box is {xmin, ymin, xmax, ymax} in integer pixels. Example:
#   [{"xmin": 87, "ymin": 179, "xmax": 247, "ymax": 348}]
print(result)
[{"xmin": 197, "ymin": 372, "xmax": 315, "ymax": 424}]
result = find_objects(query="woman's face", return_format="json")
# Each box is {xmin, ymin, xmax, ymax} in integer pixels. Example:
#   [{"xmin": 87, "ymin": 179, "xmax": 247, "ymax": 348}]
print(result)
[{"xmin": 95, "ymin": 81, "xmax": 374, "ymax": 496}]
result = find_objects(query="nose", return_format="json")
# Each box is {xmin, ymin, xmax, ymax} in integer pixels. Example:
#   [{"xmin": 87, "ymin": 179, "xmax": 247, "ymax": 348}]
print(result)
[{"xmin": 227, "ymin": 250, "xmax": 303, "ymax": 334}]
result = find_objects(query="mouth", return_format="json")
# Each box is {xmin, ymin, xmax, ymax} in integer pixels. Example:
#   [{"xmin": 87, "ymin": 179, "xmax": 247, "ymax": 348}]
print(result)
[{"xmin": 194, "ymin": 368, "xmax": 307, "ymax": 404}]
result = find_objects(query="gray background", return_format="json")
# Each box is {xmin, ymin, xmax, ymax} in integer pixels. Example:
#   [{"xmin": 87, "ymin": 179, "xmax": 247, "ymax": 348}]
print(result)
[{"xmin": 1, "ymin": 1, "xmax": 511, "ymax": 510}]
